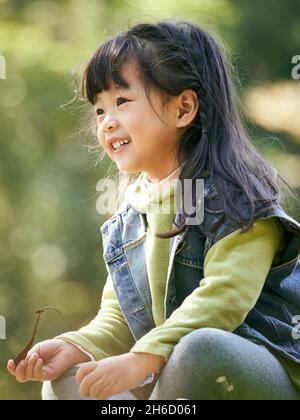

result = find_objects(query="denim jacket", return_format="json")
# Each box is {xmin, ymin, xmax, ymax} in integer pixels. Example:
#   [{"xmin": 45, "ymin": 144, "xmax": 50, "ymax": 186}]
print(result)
[{"xmin": 100, "ymin": 176, "xmax": 300, "ymax": 364}]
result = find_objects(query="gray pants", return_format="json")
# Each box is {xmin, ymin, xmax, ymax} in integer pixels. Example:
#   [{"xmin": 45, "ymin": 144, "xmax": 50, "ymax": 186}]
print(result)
[{"xmin": 42, "ymin": 328, "xmax": 300, "ymax": 400}]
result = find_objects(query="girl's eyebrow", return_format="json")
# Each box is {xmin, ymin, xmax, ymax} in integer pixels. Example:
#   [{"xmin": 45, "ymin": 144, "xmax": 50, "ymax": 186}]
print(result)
[
  {"xmin": 116, "ymin": 83, "xmax": 131, "ymax": 89},
  {"xmin": 94, "ymin": 85, "xmax": 132, "ymax": 107},
  {"xmin": 94, "ymin": 85, "xmax": 130, "ymax": 109}
]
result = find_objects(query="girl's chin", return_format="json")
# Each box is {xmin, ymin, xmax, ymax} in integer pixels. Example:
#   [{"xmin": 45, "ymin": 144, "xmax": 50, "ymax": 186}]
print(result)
[{"xmin": 115, "ymin": 160, "xmax": 141, "ymax": 173}]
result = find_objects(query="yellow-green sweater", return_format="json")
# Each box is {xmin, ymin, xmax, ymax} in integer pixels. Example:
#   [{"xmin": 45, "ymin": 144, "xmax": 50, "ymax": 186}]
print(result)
[{"xmin": 57, "ymin": 169, "xmax": 300, "ymax": 391}]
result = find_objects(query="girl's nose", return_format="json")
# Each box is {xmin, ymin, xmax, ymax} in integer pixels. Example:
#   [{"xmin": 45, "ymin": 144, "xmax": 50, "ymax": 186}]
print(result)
[{"xmin": 102, "ymin": 116, "xmax": 119, "ymax": 133}]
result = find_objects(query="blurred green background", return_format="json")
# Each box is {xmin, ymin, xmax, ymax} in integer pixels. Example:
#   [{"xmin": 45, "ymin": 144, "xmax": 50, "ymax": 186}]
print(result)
[{"xmin": 0, "ymin": 0, "xmax": 300, "ymax": 400}]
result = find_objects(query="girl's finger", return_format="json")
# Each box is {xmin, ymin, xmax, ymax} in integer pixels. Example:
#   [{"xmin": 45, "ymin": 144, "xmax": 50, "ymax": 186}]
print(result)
[
  {"xmin": 76, "ymin": 362, "xmax": 97, "ymax": 384},
  {"xmin": 33, "ymin": 358, "xmax": 44, "ymax": 381},
  {"xmin": 25, "ymin": 353, "xmax": 39, "ymax": 380},
  {"xmin": 94, "ymin": 382, "xmax": 114, "ymax": 400},
  {"xmin": 15, "ymin": 360, "xmax": 28, "ymax": 383},
  {"xmin": 25, "ymin": 345, "xmax": 40, "ymax": 362},
  {"xmin": 79, "ymin": 370, "xmax": 102, "ymax": 397},
  {"xmin": 7, "ymin": 360, "xmax": 16, "ymax": 375},
  {"xmin": 25, "ymin": 351, "xmax": 35, "ymax": 362}
]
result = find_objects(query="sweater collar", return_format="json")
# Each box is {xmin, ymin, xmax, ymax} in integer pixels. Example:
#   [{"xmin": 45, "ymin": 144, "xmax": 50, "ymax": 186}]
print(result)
[
  {"xmin": 143, "ymin": 165, "xmax": 183, "ymax": 195},
  {"xmin": 124, "ymin": 165, "xmax": 183, "ymax": 214}
]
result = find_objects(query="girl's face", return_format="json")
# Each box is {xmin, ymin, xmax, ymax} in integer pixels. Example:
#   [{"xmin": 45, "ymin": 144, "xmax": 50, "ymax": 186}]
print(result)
[{"xmin": 94, "ymin": 61, "xmax": 182, "ymax": 181}]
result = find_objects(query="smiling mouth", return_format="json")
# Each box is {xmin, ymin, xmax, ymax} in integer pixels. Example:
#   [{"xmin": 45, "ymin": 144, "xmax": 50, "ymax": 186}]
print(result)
[{"xmin": 111, "ymin": 140, "xmax": 132, "ymax": 152}]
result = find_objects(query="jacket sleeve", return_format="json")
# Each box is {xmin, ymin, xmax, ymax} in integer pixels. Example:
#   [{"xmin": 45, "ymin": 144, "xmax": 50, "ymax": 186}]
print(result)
[
  {"xmin": 56, "ymin": 274, "xmax": 136, "ymax": 361},
  {"xmin": 130, "ymin": 217, "xmax": 285, "ymax": 361}
]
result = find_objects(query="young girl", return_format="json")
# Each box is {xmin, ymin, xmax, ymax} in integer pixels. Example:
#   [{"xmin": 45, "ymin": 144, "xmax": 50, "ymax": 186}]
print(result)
[{"xmin": 7, "ymin": 19, "xmax": 300, "ymax": 400}]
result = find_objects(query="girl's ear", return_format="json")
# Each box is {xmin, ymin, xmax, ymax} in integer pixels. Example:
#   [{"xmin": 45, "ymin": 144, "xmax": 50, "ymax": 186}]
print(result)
[{"xmin": 175, "ymin": 89, "xmax": 199, "ymax": 128}]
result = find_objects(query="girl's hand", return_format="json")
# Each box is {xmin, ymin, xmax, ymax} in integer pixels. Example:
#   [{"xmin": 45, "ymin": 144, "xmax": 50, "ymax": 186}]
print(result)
[
  {"xmin": 7, "ymin": 339, "xmax": 90, "ymax": 383},
  {"xmin": 76, "ymin": 352, "xmax": 166, "ymax": 400}
]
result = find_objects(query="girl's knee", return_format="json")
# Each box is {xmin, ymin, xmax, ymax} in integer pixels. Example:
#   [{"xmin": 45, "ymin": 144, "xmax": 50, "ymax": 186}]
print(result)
[
  {"xmin": 150, "ymin": 329, "xmax": 238, "ymax": 400},
  {"xmin": 173, "ymin": 328, "xmax": 233, "ymax": 362},
  {"xmin": 162, "ymin": 328, "xmax": 237, "ymax": 383}
]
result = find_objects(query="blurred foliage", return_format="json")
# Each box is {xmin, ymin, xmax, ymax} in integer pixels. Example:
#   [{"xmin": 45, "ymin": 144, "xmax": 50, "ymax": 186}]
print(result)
[{"xmin": 0, "ymin": 0, "xmax": 299, "ymax": 399}]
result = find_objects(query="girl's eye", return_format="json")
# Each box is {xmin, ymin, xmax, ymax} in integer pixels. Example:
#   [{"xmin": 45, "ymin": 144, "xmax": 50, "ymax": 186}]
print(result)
[
  {"xmin": 96, "ymin": 97, "xmax": 129, "ymax": 116},
  {"xmin": 117, "ymin": 97, "xmax": 129, "ymax": 106},
  {"xmin": 96, "ymin": 108, "xmax": 104, "ymax": 116}
]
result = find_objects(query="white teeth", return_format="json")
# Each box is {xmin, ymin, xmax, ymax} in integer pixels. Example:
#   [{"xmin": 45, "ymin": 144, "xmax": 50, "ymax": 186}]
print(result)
[{"xmin": 112, "ymin": 139, "xmax": 130, "ymax": 149}]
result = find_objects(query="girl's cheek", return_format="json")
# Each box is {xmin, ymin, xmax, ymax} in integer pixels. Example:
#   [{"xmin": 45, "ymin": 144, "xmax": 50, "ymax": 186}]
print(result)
[
  {"xmin": 97, "ymin": 130, "xmax": 105, "ymax": 147},
  {"xmin": 96, "ymin": 125, "xmax": 102, "ymax": 140}
]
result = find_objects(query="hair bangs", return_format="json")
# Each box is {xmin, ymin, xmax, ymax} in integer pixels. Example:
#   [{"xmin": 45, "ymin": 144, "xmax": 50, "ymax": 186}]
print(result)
[{"xmin": 83, "ymin": 35, "xmax": 135, "ymax": 105}]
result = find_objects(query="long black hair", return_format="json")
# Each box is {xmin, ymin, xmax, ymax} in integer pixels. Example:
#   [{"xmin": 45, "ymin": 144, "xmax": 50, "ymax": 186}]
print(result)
[{"xmin": 81, "ymin": 19, "xmax": 299, "ymax": 238}]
